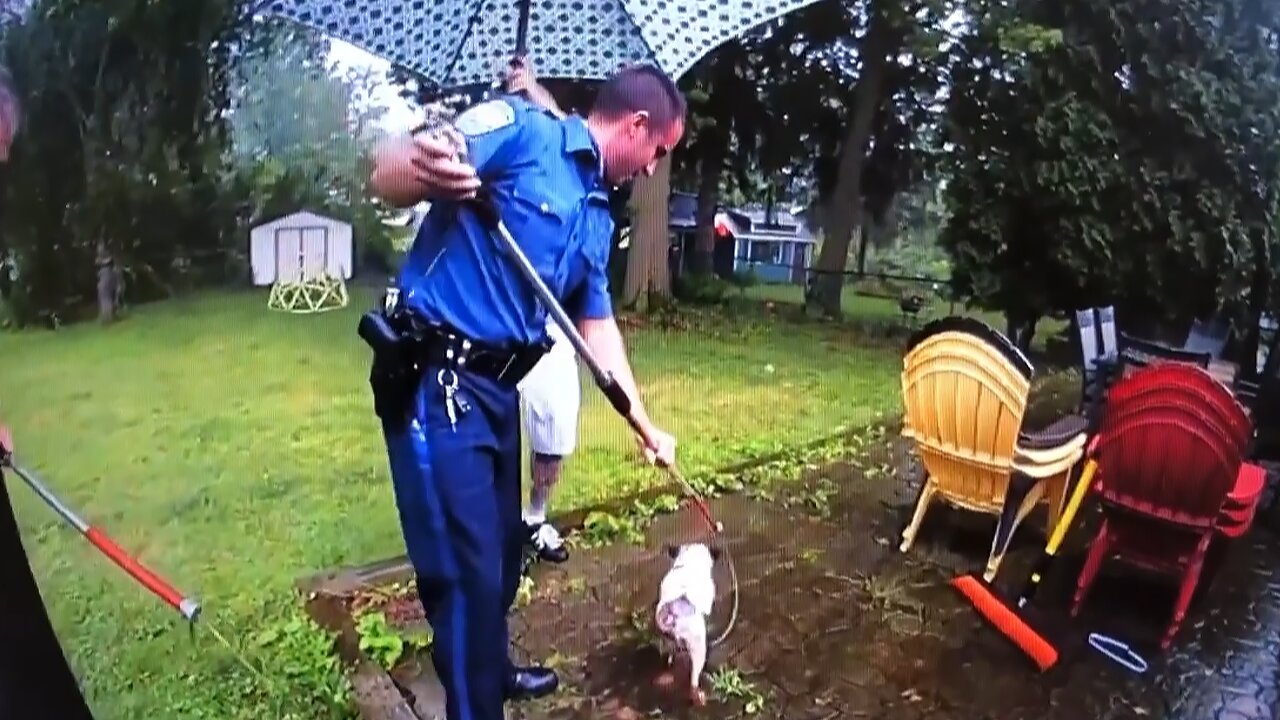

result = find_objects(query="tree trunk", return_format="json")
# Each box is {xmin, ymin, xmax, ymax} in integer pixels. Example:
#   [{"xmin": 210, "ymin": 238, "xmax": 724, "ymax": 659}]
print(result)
[
  {"xmin": 1240, "ymin": 227, "xmax": 1272, "ymax": 379},
  {"xmin": 690, "ymin": 53, "xmax": 737, "ymax": 278},
  {"xmin": 1005, "ymin": 312, "xmax": 1039, "ymax": 352},
  {"xmin": 856, "ymin": 225, "xmax": 870, "ymax": 275},
  {"xmin": 691, "ymin": 131, "xmax": 728, "ymax": 277},
  {"xmin": 806, "ymin": 8, "xmax": 900, "ymax": 318},
  {"xmin": 95, "ymin": 238, "xmax": 118, "ymax": 324},
  {"xmin": 622, "ymin": 153, "xmax": 673, "ymax": 310}
]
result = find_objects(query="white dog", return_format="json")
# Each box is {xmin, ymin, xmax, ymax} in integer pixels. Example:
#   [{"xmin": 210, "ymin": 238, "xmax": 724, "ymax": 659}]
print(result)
[{"xmin": 654, "ymin": 542, "xmax": 720, "ymax": 705}]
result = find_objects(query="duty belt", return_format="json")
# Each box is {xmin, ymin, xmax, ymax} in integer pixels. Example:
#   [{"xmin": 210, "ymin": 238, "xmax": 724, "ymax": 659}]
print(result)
[{"xmin": 401, "ymin": 316, "xmax": 551, "ymax": 387}]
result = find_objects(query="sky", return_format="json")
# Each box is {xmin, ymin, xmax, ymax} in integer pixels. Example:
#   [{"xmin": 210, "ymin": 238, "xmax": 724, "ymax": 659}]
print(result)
[{"xmin": 326, "ymin": 39, "xmax": 419, "ymax": 133}]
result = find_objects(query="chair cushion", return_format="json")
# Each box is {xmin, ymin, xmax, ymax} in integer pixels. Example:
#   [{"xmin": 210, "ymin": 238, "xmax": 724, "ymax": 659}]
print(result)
[{"xmin": 1019, "ymin": 414, "xmax": 1089, "ymax": 450}]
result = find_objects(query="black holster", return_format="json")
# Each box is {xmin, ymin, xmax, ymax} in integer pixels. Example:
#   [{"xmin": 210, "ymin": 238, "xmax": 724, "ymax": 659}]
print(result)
[{"xmin": 358, "ymin": 309, "xmax": 419, "ymax": 431}]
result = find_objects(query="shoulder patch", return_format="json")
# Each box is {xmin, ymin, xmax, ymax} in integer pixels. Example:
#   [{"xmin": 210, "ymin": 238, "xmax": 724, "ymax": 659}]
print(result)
[{"xmin": 455, "ymin": 99, "xmax": 516, "ymax": 137}]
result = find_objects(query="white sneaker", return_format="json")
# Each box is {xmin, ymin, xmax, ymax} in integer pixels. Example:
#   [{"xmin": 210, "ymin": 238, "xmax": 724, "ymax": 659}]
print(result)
[{"xmin": 526, "ymin": 520, "xmax": 569, "ymax": 563}]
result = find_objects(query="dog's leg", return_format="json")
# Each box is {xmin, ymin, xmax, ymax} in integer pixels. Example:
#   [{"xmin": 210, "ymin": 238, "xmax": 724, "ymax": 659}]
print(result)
[{"xmin": 686, "ymin": 619, "xmax": 708, "ymax": 706}]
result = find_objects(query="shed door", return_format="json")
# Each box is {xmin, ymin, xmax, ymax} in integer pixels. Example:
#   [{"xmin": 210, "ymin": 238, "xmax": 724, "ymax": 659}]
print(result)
[
  {"xmin": 301, "ymin": 227, "xmax": 329, "ymax": 278},
  {"xmin": 275, "ymin": 228, "xmax": 302, "ymax": 282}
]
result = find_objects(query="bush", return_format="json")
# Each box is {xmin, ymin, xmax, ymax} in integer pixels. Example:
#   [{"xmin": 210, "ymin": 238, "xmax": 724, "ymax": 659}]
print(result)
[
  {"xmin": 674, "ymin": 273, "xmax": 738, "ymax": 305},
  {"xmin": 727, "ymin": 269, "xmax": 759, "ymax": 289}
]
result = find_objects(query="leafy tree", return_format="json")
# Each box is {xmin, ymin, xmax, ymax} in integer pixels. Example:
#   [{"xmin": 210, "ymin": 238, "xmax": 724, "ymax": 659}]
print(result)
[
  {"xmin": 940, "ymin": 0, "xmax": 1280, "ymax": 352},
  {"xmin": 804, "ymin": 0, "xmax": 957, "ymax": 317},
  {"xmin": 228, "ymin": 17, "xmax": 394, "ymax": 275},
  {"xmin": 0, "ymin": 0, "xmax": 247, "ymax": 327}
]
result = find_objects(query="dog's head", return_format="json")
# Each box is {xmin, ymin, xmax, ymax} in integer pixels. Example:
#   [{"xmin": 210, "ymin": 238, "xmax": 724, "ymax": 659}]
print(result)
[{"xmin": 665, "ymin": 542, "xmax": 721, "ymax": 570}]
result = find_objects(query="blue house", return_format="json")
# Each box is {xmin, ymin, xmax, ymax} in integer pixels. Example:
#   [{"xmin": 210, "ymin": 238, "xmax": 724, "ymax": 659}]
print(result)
[{"xmin": 667, "ymin": 191, "xmax": 817, "ymax": 285}]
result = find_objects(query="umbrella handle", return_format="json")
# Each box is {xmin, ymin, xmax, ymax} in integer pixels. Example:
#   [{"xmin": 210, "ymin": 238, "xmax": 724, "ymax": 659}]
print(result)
[{"xmin": 514, "ymin": 0, "xmax": 531, "ymax": 55}]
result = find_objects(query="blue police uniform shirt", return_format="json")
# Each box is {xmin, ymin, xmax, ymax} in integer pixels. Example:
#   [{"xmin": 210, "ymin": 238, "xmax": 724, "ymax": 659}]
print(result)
[{"xmin": 397, "ymin": 95, "xmax": 616, "ymax": 348}]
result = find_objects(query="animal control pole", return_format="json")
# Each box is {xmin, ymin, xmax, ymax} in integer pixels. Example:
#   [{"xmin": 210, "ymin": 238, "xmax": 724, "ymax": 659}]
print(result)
[
  {"xmin": 468, "ymin": 194, "xmax": 655, "ymax": 450},
  {"xmin": 0, "ymin": 450, "xmax": 201, "ymax": 624},
  {"xmin": 466, "ymin": 192, "xmax": 723, "ymax": 535},
  {"xmin": 466, "ymin": 192, "xmax": 740, "ymax": 645}
]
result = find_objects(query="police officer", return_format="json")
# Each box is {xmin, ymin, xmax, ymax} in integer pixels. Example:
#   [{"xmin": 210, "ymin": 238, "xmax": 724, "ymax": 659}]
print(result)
[{"xmin": 366, "ymin": 63, "xmax": 685, "ymax": 720}]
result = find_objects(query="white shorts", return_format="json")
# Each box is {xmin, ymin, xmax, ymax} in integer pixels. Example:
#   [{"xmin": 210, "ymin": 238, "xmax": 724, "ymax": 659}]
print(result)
[{"xmin": 517, "ymin": 320, "xmax": 581, "ymax": 456}]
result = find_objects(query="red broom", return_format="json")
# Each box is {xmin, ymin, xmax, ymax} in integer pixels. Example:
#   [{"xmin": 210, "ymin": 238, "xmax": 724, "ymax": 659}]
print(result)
[{"xmin": 951, "ymin": 453, "xmax": 1098, "ymax": 671}]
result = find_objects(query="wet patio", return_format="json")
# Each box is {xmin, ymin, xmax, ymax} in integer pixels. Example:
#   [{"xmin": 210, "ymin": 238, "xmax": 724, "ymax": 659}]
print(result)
[{"xmin": 302, "ymin": 410, "xmax": 1280, "ymax": 720}]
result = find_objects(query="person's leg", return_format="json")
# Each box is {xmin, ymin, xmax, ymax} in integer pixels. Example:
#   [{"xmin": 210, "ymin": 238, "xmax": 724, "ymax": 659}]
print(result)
[
  {"xmin": 382, "ymin": 369, "xmax": 507, "ymax": 720},
  {"xmin": 491, "ymin": 374, "xmax": 560, "ymax": 699},
  {"xmin": 524, "ymin": 454, "xmax": 567, "ymax": 559},
  {"xmin": 526, "ymin": 452, "xmax": 562, "ymax": 524},
  {"xmin": 519, "ymin": 344, "xmax": 579, "ymax": 563}
]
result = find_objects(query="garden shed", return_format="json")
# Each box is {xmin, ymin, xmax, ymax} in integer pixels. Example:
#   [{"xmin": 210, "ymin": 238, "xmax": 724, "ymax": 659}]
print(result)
[{"xmin": 249, "ymin": 210, "xmax": 353, "ymax": 286}]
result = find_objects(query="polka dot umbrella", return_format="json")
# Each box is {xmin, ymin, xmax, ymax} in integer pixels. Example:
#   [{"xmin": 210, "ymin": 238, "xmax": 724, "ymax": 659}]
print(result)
[{"xmin": 258, "ymin": 0, "xmax": 829, "ymax": 92}]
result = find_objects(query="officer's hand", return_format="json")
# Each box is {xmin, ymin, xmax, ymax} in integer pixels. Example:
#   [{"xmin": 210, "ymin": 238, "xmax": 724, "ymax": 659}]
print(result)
[
  {"xmin": 637, "ymin": 424, "xmax": 676, "ymax": 468},
  {"xmin": 504, "ymin": 56, "xmax": 535, "ymax": 94},
  {"xmin": 410, "ymin": 131, "xmax": 481, "ymax": 201}
]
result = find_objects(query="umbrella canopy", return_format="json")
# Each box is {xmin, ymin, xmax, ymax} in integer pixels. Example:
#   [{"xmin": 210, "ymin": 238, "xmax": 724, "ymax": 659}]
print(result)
[{"xmin": 260, "ymin": 0, "xmax": 824, "ymax": 91}]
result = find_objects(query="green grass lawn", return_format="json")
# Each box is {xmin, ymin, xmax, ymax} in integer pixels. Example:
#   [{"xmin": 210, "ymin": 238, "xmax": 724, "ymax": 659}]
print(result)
[
  {"xmin": 740, "ymin": 282, "xmax": 1069, "ymax": 347},
  {"xmin": 744, "ymin": 282, "xmax": 948, "ymax": 322},
  {"xmin": 0, "ymin": 287, "xmax": 917, "ymax": 719}
]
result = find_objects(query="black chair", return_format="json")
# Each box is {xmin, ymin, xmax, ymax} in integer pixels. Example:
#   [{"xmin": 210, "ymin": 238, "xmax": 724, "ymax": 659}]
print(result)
[
  {"xmin": 1075, "ymin": 307, "xmax": 1120, "ymax": 414},
  {"xmin": 1118, "ymin": 332, "xmax": 1212, "ymax": 371},
  {"xmin": 1182, "ymin": 316, "xmax": 1232, "ymax": 359}
]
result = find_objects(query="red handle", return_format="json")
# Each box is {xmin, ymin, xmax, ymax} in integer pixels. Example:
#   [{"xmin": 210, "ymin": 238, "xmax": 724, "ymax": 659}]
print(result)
[{"xmin": 84, "ymin": 527, "xmax": 191, "ymax": 617}]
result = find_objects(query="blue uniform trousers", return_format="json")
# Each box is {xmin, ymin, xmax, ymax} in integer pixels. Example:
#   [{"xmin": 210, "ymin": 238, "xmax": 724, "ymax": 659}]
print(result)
[{"xmin": 382, "ymin": 362, "xmax": 524, "ymax": 720}]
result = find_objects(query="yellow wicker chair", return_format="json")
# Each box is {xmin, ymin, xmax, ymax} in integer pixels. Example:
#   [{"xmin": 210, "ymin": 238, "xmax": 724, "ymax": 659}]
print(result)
[{"xmin": 898, "ymin": 317, "xmax": 1089, "ymax": 581}]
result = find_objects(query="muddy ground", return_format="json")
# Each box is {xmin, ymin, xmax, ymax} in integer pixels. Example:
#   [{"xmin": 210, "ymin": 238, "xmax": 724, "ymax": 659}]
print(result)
[{"xmin": 315, "ymin": 385, "xmax": 1280, "ymax": 720}]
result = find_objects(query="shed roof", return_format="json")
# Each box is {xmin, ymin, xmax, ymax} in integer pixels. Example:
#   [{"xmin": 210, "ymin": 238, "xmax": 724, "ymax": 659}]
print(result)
[{"xmin": 254, "ymin": 210, "xmax": 351, "ymax": 231}]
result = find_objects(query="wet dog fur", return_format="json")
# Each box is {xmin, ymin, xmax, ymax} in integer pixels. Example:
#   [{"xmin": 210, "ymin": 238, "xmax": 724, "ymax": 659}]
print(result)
[{"xmin": 654, "ymin": 542, "xmax": 721, "ymax": 705}]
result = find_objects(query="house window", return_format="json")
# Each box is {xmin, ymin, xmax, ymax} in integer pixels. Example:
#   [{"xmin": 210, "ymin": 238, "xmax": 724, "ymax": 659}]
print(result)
[{"xmin": 750, "ymin": 241, "xmax": 781, "ymax": 263}]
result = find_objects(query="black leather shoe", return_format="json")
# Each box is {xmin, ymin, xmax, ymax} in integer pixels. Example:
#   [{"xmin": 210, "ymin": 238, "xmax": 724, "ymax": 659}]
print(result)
[{"xmin": 505, "ymin": 665, "xmax": 559, "ymax": 700}]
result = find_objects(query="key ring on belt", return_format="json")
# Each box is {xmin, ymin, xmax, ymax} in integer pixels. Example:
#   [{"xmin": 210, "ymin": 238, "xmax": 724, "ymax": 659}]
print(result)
[{"xmin": 437, "ymin": 368, "xmax": 459, "ymax": 392}]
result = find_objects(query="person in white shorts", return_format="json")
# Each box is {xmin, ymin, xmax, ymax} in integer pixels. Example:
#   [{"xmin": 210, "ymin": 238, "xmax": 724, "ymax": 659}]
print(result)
[{"xmin": 517, "ymin": 317, "xmax": 580, "ymax": 563}]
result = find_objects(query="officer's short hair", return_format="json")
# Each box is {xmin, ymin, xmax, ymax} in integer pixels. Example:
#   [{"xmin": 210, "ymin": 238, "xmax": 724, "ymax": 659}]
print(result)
[
  {"xmin": 0, "ymin": 66, "xmax": 20, "ymax": 138},
  {"xmin": 592, "ymin": 64, "xmax": 686, "ymax": 131}
]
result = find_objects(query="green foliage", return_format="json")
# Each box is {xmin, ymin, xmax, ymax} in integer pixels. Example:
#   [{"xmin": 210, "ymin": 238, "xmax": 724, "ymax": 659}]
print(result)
[
  {"xmin": 0, "ymin": 8, "xmax": 396, "ymax": 328},
  {"xmin": 868, "ymin": 242, "xmax": 952, "ymax": 282},
  {"xmin": 728, "ymin": 268, "xmax": 760, "ymax": 289},
  {"xmin": 354, "ymin": 611, "xmax": 431, "ymax": 672},
  {"xmin": 674, "ymin": 272, "xmax": 745, "ymax": 305},
  {"xmin": 669, "ymin": 0, "xmax": 949, "ymax": 254},
  {"xmin": 571, "ymin": 494, "xmax": 682, "ymax": 549},
  {"xmin": 227, "ymin": 17, "xmax": 394, "ymax": 278},
  {"xmin": 574, "ymin": 509, "xmax": 649, "ymax": 548},
  {"xmin": 940, "ymin": 0, "xmax": 1280, "ymax": 338},
  {"xmin": 0, "ymin": 0, "xmax": 249, "ymax": 326},
  {"xmin": 360, "ymin": 227, "xmax": 408, "ymax": 279},
  {"xmin": 246, "ymin": 609, "xmax": 359, "ymax": 719},
  {"xmin": 709, "ymin": 666, "xmax": 769, "ymax": 714}
]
